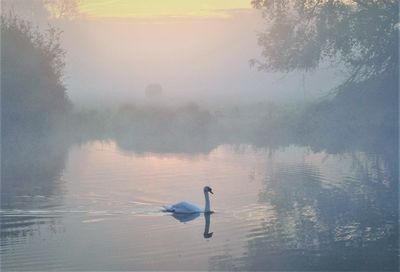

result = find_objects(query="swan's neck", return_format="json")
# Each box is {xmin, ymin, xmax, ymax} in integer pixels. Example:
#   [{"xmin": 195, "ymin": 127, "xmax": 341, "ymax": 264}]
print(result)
[{"xmin": 204, "ymin": 192, "xmax": 211, "ymax": 212}]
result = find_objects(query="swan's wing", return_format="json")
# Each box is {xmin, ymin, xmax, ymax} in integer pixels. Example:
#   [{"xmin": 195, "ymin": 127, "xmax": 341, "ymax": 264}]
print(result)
[{"xmin": 167, "ymin": 201, "xmax": 202, "ymax": 213}]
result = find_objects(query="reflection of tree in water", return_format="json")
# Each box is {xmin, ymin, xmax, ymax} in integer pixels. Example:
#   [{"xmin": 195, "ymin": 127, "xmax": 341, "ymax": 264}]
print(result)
[
  {"xmin": 1, "ymin": 134, "xmax": 69, "ymax": 209},
  {"xmin": 1, "ymin": 215, "xmax": 61, "ymax": 246},
  {"xmin": 1, "ymin": 134, "xmax": 69, "ymax": 240},
  {"xmin": 211, "ymin": 151, "xmax": 398, "ymax": 271},
  {"xmin": 114, "ymin": 133, "xmax": 219, "ymax": 156}
]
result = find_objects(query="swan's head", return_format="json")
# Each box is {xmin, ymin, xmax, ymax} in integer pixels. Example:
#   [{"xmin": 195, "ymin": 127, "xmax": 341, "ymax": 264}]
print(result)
[{"xmin": 203, "ymin": 186, "xmax": 213, "ymax": 195}]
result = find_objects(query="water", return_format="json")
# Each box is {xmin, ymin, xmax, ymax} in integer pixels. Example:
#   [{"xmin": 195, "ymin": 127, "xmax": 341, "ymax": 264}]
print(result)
[{"xmin": 1, "ymin": 140, "xmax": 398, "ymax": 271}]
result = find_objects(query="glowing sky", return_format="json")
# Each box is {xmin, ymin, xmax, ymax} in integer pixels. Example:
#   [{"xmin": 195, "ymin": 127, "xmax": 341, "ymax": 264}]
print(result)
[{"xmin": 79, "ymin": 0, "xmax": 252, "ymax": 19}]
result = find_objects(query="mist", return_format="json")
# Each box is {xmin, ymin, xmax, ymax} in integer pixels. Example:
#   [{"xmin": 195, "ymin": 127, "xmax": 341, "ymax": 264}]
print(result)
[
  {"xmin": 55, "ymin": 10, "xmax": 342, "ymax": 108},
  {"xmin": 1, "ymin": 1, "xmax": 398, "ymax": 271}
]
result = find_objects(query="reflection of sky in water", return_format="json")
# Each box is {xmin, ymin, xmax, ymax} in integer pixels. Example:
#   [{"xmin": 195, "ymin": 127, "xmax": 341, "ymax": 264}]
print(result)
[{"xmin": 1, "ymin": 141, "xmax": 398, "ymax": 271}]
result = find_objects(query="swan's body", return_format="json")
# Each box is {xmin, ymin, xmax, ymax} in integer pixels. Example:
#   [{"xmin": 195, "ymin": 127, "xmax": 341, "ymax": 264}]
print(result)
[
  {"xmin": 165, "ymin": 201, "xmax": 202, "ymax": 213},
  {"xmin": 164, "ymin": 186, "xmax": 213, "ymax": 214}
]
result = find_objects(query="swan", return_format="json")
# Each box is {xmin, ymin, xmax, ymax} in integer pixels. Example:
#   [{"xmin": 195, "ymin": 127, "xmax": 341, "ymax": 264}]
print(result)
[{"xmin": 164, "ymin": 186, "xmax": 214, "ymax": 214}]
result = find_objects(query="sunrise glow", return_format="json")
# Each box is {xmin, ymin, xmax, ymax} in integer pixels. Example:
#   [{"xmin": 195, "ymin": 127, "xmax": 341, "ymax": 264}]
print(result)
[{"xmin": 79, "ymin": 0, "xmax": 251, "ymax": 19}]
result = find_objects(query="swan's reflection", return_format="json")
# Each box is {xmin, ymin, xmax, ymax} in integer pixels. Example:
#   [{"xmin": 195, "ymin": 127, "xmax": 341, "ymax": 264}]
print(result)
[
  {"xmin": 171, "ymin": 212, "xmax": 200, "ymax": 223},
  {"xmin": 203, "ymin": 212, "xmax": 213, "ymax": 239},
  {"xmin": 170, "ymin": 212, "xmax": 213, "ymax": 239}
]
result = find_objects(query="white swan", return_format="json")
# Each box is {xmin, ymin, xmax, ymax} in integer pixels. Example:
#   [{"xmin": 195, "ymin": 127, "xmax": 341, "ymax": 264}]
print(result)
[{"xmin": 164, "ymin": 186, "xmax": 214, "ymax": 214}]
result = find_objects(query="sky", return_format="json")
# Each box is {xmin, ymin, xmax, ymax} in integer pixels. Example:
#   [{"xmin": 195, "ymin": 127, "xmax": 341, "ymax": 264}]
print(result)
[
  {"xmin": 78, "ymin": 0, "xmax": 252, "ymax": 19},
  {"xmin": 3, "ymin": 0, "xmax": 343, "ymax": 107}
]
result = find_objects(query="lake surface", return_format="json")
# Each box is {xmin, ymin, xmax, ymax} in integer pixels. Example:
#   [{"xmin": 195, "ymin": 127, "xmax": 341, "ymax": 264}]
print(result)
[{"xmin": 1, "ymin": 140, "xmax": 398, "ymax": 271}]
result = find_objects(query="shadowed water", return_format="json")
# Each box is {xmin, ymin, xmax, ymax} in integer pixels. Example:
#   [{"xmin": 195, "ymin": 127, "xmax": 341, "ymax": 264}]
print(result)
[{"xmin": 1, "ymin": 139, "xmax": 398, "ymax": 271}]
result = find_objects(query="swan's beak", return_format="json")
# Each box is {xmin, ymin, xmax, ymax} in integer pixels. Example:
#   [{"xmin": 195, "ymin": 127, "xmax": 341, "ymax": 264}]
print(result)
[{"xmin": 209, "ymin": 189, "xmax": 214, "ymax": 194}]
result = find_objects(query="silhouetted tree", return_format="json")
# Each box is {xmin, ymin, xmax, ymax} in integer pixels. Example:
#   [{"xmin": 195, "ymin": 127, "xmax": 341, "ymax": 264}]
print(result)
[
  {"xmin": 1, "ymin": 14, "xmax": 71, "ymax": 136},
  {"xmin": 251, "ymin": 0, "xmax": 398, "ymax": 84},
  {"xmin": 1, "ymin": 0, "xmax": 81, "ymax": 22},
  {"xmin": 252, "ymin": 0, "xmax": 398, "ymax": 141}
]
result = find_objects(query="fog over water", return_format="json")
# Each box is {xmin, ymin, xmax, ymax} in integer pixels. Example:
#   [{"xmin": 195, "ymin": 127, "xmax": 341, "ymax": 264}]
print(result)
[{"xmin": 1, "ymin": 1, "xmax": 397, "ymax": 271}]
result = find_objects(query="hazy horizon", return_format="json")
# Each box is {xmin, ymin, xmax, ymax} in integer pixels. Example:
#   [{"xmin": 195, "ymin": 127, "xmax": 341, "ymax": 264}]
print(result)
[
  {"xmin": 60, "ymin": 10, "xmax": 343, "ymax": 108},
  {"xmin": 3, "ymin": 1, "xmax": 344, "ymax": 108}
]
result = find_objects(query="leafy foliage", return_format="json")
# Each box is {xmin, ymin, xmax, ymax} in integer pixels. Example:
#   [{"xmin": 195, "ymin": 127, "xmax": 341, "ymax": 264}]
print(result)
[
  {"xmin": 251, "ymin": 0, "xmax": 399, "ymax": 83},
  {"xmin": 1, "ymin": 14, "xmax": 71, "ymax": 134},
  {"xmin": 1, "ymin": 0, "xmax": 81, "ymax": 21}
]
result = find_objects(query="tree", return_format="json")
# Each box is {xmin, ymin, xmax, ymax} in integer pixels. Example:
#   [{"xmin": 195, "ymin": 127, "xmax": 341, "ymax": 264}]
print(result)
[
  {"xmin": 251, "ymin": 0, "xmax": 398, "ymax": 148},
  {"xmin": 251, "ymin": 0, "xmax": 398, "ymax": 85},
  {"xmin": 1, "ymin": 14, "xmax": 71, "ymax": 135},
  {"xmin": 1, "ymin": 0, "xmax": 81, "ymax": 23}
]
